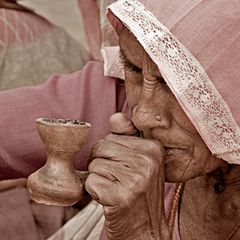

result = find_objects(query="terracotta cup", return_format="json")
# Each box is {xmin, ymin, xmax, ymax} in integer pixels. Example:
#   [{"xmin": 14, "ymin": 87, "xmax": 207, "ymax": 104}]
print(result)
[{"xmin": 27, "ymin": 118, "xmax": 91, "ymax": 206}]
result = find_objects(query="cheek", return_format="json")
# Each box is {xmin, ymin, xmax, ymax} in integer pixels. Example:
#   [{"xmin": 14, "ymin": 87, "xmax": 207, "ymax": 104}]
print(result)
[
  {"xmin": 165, "ymin": 141, "xmax": 212, "ymax": 182},
  {"xmin": 125, "ymin": 71, "xmax": 143, "ymax": 108},
  {"xmin": 165, "ymin": 156, "xmax": 204, "ymax": 182}
]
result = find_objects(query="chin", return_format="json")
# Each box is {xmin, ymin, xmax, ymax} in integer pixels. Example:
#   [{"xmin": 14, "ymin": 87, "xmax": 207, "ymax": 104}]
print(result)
[
  {"xmin": 163, "ymin": 146, "xmax": 219, "ymax": 182},
  {"xmin": 164, "ymin": 161, "xmax": 204, "ymax": 183}
]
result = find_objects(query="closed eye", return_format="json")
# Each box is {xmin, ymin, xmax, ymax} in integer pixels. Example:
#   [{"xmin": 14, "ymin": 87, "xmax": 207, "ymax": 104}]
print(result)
[{"xmin": 120, "ymin": 50, "xmax": 168, "ymax": 87}]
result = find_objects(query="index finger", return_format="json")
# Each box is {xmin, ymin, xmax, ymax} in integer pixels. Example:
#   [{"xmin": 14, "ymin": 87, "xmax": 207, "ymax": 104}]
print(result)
[{"xmin": 105, "ymin": 133, "xmax": 165, "ymax": 157}]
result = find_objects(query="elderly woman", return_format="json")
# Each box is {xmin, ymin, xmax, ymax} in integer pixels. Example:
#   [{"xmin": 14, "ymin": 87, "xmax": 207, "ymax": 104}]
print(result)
[
  {"xmin": 0, "ymin": 0, "xmax": 239, "ymax": 239},
  {"xmin": 87, "ymin": 0, "xmax": 240, "ymax": 239}
]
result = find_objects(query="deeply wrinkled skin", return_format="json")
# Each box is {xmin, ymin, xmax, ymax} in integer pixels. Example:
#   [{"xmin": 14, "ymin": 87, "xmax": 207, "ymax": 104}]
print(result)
[
  {"xmin": 118, "ymin": 28, "xmax": 223, "ymax": 183},
  {"xmin": 85, "ymin": 27, "xmax": 240, "ymax": 240},
  {"xmin": 86, "ymin": 114, "xmax": 170, "ymax": 239}
]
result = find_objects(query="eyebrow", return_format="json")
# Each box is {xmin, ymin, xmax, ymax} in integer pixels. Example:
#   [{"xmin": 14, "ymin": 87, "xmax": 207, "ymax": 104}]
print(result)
[{"xmin": 119, "ymin": 49, "xmax": 142, "ymax": 72}]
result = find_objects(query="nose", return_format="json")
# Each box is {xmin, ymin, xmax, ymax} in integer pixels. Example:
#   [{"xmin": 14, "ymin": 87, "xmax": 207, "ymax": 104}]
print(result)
[
  {"xmin": 131, "ymin": 99, "xmax": 171, "ymax": 130},
  {"xmin": 131, "ymin": 52, "xmax": 172, "ymax": 131}
]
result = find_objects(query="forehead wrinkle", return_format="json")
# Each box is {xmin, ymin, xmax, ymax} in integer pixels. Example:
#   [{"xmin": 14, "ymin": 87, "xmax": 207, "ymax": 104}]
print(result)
[
  {"xmin": 119, "ymin": 29, "xmax": 144, "ymax": 69},
  {"xmin": 119, "ymin": 29, "xmax": 161, "ymax": 79}
]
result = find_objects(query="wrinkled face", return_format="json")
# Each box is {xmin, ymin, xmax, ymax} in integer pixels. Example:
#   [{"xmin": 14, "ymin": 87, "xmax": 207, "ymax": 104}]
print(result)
[{"xmin": 119, "ymin": 28, "xmax": 223, "ymax": 182}]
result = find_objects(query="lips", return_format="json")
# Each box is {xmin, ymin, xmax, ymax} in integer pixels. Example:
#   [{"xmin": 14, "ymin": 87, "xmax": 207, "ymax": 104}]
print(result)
[
  {"xmin": 165, "ymin": 148, "xmax": 185, "ymax": 156},
  {"xmin": 164, "ymin": 145, "xmax": 193, "ymax": 160}
]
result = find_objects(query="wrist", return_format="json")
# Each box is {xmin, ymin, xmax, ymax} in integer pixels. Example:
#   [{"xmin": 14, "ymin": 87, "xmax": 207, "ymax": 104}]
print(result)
[
  {"xmin": 136, "ymin": 231, "xmax": 159, "ymax": 240},
  {"xmin": 106, "ymin": 229, "xmax": 159, "ymax": 240}
]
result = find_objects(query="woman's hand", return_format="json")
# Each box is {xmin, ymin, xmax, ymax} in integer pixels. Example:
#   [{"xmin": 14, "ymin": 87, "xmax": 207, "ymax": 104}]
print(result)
[{"xmin": 85, "ymin": 113, "xmax": 170, "ymax": 240}]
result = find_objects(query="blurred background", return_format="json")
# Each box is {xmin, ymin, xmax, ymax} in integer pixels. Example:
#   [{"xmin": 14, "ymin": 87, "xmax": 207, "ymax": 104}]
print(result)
[
  {"xmin": 0, "ymin": 0, "xmax": 117, "ymax": 90},
  {"xmin": 0, "ymin": 1, "xmax": 117, "ymax": 239}
]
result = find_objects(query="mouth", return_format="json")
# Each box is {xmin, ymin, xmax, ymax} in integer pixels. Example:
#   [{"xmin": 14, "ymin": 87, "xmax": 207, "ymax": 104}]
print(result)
[
  {"xmin": 164, "ymin": 146, "xmax": 192, "ymax": 160},
  {"xmin": 165, "ymin": 148, "xmax": 185, "ymax": 156}
]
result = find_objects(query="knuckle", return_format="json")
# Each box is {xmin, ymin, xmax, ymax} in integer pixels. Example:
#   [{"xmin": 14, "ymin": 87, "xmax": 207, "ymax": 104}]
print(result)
[
  {"xmin": 88, "ymin": 159, "xmax": 98, "ymax": 172},
  {"xmin": 103, "ymin": 206, "xmax": 113, "ymax": 217},
  {"xmin": 137, "ymin": 153, "xmax": 158, "ymax": 176},
  {"xmin": 118, "ymin": 183, "xmax": 145, "ymax": 209},
  {"xmin": 85, "ymin": 174, "xmax": 94, "ymax": 193},
  {"xmin": 125, "ymin": 173, "xmax": 148, "ymax": 196},
  {"xmin": 138, "ymin": 153, "xmax": 154, "ymax": 166},
  {"xmin": 144, "ymin": 139, "xmax": 161, "ymax": 153},
  {"xmin": 105, "ymin": 133, "xmax": 115, "ymax": 141},
  {"xmin": 119, "ymin": 192, "xmax": 132, "ymax": 209},
  {"xmin": 145, "ymin": 162, "xmax": 157, "ymax": 177},
  {"xmin": 91, "ymin": 139, "xmax": 105, "ymax": 154},
  {"xmin": 95, "ymin": 139, "xmax": 105, "ymax": 148},
  {"xmin": 130, "ymin": 173, "xmax": 145, "ymax": 187},
  {"xmin": 85, "ymin": 173, "xmax": 100, "ymax": 201}
]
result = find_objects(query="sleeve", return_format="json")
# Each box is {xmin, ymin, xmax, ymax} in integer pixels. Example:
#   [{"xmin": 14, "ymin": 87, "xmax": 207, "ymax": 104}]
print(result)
[{"xmin": 0, "ymin": 61, "xmax": 120, "ymax": 180}]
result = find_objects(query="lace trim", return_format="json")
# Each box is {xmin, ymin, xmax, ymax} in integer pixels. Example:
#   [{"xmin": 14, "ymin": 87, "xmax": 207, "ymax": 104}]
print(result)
[{"xmin": 108, "ymin": 0, "xmax": 240, "ymax": 164}]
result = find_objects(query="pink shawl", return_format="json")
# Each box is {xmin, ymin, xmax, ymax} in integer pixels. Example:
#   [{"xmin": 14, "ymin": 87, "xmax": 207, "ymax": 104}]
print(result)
[{"xmin": 107, "ymin": 0, "xmax": 240, "ymax": 164}]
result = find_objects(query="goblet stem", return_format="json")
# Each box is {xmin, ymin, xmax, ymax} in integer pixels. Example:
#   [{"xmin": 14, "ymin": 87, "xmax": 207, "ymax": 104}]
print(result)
[{"xmin": 27, "ymin": 118, "xmax": 91, "ymax": 206}]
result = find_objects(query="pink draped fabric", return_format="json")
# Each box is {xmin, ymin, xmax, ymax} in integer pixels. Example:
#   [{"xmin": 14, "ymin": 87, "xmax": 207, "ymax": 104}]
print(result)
[
  {"xmin": 78, "ymin": 0, "xmax": 118, "ymax": 59},
  {"xmin": 0, "ymin": 187, "xmax": 39, "ymax": 239},
  {"xmin": 144, "ymin": 0, "xmax": 240, "ymax": 127},
  {"xmin": 0, "ymin": 185, "xmax": 80, "ymax": 239},
  {"xmin": 78, "ymin": 0, "xmax": 102, "ymax": 60},
  {"xmin": 0, "ymin": 8, "xmax": 52, "ymax": 49},
  {"xmin": 0, "ymin": 6, "xmax": 91, "ymax": 90},
  {"xmin": 0, "ymin": 61, "xmax": 127, "ymax": 180}
]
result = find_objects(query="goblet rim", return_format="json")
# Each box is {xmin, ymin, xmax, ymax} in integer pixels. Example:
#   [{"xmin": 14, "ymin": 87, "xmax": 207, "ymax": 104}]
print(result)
[{"xmin": 36, "ymin": 117, "xmax": 91, "ymax": 128}]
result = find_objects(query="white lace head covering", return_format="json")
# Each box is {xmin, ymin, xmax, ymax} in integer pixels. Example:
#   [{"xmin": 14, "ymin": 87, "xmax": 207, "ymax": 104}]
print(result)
[{"xmin": 105, "ymin": 0, "xmax": 240, "ymax": 164}]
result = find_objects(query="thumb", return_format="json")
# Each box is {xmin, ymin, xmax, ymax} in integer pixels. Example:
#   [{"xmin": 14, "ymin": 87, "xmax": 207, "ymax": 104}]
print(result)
[{"xmin": 109, "ymin": 112, "xmax": 138, "ymax": 135}]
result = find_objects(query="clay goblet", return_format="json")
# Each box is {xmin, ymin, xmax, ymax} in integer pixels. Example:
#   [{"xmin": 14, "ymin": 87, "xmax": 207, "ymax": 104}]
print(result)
[{"xmin": 27, "ymin": 118, "xmax": 91, "ymax": 206}]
